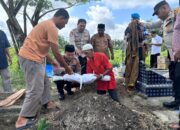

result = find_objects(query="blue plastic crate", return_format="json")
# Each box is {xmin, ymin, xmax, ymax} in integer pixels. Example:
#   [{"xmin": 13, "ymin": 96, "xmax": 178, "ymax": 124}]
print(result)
[{"xmin": 46, "ymin": 64, "xmax": 54, "ymax": 78}]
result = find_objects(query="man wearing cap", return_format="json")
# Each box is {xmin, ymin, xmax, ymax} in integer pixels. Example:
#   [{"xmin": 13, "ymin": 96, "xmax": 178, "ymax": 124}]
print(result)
[
  {"xmin": 54, "ymin": 45, "xmax": 81, "ymax": 101},
  {"xmin": 82, "ymin": 44, "xmax": 119, "ymax": 102},
  {"xmin": 69, "ymin": 19, "xmax": 90, "ymax": 74},
  {"xmin": 144, "ymin": 0, "xmax": 180, "ymax": 109},
  {"xmin": 91, "ymin": 24, "xmax": 114, "ymax": 60},
  {"xmin": 125, "ymin": 13, "xmax": 146, "ymax": 92}
]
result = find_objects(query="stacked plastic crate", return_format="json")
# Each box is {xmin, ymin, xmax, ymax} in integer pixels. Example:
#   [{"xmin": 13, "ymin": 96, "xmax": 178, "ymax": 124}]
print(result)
[{"xmin": 137, "ymin": 61, "xmax": 173, "ymax": 97}]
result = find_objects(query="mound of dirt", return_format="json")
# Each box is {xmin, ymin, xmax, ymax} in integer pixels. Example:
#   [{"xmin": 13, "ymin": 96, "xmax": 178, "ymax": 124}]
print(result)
[{"xmin": 49, "ymin": 92, "xmax": 165, "ymax": 130}]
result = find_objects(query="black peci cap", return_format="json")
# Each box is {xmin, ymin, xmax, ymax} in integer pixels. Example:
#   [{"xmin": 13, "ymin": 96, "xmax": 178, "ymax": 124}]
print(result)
[
  {"xmin": 152, "ymin": 0, "xmax": 168, "ymax": 16},
  {"xmin": 97, "ymin": 24, "xmax": 105, "ymax": 29}
]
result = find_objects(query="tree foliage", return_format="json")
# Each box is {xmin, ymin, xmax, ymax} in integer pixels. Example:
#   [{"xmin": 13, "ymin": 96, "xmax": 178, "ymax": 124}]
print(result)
[
  {"xmin": 0, "ymin": 0, "xmax": 99, "ymax": 54},
  {"xmin": 58, "ymin": 35, "xmax": 69, "ymax": 49}
]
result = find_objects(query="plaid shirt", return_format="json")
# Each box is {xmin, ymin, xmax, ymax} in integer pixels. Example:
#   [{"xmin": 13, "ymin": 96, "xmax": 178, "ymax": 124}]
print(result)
[{"xmin": 69, "ymin": 28, "xmax": 90, "ymax": 50}]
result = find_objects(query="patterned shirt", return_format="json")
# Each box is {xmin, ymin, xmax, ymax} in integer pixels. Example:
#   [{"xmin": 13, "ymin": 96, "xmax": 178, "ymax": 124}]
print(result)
[
  {"xmin": 63, "ymin": 55, "xmax": 81, "ymax": 74},
  {"xmin": 69, "ymin": 28, "xmax": 90, "ymax": 50},
  {"xmin": 91, "ymin": 33, "xmax": 112, "ymax": 58},
  {"xmin": 145, "ymin": 8, "xmax": 179, "ymax": 60}
]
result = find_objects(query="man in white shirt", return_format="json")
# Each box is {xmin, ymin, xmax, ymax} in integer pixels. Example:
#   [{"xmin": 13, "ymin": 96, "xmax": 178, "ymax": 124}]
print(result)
[{"xmin": 150, "ymin": 31, "xmax": 162, "ymax": 68}]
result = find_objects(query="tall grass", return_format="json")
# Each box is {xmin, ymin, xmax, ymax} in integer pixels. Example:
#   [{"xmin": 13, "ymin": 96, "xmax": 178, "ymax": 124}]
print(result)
[{"xmin": 0, "ymin": 48, "xmax": 25, "ymax": 91}]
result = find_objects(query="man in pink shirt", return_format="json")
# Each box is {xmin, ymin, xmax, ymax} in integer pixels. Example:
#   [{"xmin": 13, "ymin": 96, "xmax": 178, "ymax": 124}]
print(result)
[{"xmin": 167, "ymin": 12, "xmax": 180, "ymax": 110}]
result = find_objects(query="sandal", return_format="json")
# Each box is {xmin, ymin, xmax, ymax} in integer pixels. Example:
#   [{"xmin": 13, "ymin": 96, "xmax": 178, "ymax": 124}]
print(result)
[{"xmin": 16, "ymin": 118, "xmax": 36, "ymax": 130}]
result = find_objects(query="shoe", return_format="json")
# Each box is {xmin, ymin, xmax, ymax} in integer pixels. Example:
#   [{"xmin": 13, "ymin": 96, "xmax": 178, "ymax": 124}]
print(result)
[
  {"xmin": 59, "ymin": 93, "xmax": 65, "ymax": 100},
  {"xmin": 67, "ymin": 91, "xmax": 74, "ymax": 95},
  {"xmin": 163, "ymin": 101, "xmax": 180, "ymax": 109}
]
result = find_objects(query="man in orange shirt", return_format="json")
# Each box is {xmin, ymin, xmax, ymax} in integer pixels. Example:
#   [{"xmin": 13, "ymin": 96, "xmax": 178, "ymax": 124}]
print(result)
[
  {"xmin": 82, "ymin": 44, "xmax": 119, "ymax": 102},
  {"xmin": 15, "ymin": 8, "xmax": 73, "ymax": 129}
]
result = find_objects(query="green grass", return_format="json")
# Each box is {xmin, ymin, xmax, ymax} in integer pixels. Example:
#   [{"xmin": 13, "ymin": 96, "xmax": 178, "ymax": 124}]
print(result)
[
  {"xmin": 37, "ymin": 118, "xmax": 51, "ymax": 130},
  {"xmin": 145, "ymin": 49, "xmax": 168, "ymax": 67},
  {"xmin": 0, "ymin": 48, "xmax": 26, "ymax": 91},
  {"xmin": 110, "ymin": 49, "xmax": 125, "ymax": 67}
]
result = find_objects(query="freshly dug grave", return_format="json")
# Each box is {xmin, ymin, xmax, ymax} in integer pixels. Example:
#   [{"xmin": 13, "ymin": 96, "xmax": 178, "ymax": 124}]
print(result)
[{"xmin": 48, "ymin": 92, "xmax": 167, "ymax": 130}]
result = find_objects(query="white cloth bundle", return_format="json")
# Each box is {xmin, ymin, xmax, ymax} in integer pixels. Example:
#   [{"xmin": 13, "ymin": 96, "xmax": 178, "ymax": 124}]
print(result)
[{"xmin": 52, "ymin": 73, "xmax": 111, "ymax": 89}]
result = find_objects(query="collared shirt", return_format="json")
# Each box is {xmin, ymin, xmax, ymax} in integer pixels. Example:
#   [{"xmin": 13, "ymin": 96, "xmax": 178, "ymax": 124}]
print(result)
[
  {"xmin": 19, "ymin": 19, "xmax": 58, "ymax": 63},
  {"xmin": 151, "ymin": 35, "xmax": 162, "ymax": 55},
  {"xmin": 63, "ymin": 55, "xmax": 81, "ymax": 74},
  {"xmin": 0, "ymin": 30, "xmax": 10, "ymax": 69},
  {"xmin": 86, "ymin": 52, "xmax": 116, "ymax": 90},
  {"xmin": 145, "ymin": 9, "xmax": 179, "ymax": 60},
  {"xmin": 69, "ymin": 28, "xmax": 90, "ymax": 50},
  {"xmin": 91, "ymin": 33, "xmax": 112, "ymax": 58},
  {"xmin": 172, "ymin": 12, "xmax": 180, "ymax": 59}
]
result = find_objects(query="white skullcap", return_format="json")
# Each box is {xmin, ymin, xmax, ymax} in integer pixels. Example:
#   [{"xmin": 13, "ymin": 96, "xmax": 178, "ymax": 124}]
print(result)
[{"xmin": 82, "ymin": 44, "xmax": 93, "ymax": 51}]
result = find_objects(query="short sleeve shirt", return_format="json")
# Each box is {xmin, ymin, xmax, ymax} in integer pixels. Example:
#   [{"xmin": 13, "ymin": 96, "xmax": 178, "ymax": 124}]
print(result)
[
  {"xmin": 151, "ymin": 35, "xmax": 162, "ymax": 55},
  {"xmin": 63, "ymin": 55, "xmax": 81, "ymax": 73},
  {"xmin": 69, "ymin": 28, "xmax": 90, "ymax": 50},
  {"xmin": 0, "ymin": 30, "xmax": 10, "ymax": 69},
  {"xmin": 19, "ymin": 20, "xmax": 58, "ymax": 63},
  {"xmin": 91, "ymin": 33, "xmax": 111, "ymax": 58}
]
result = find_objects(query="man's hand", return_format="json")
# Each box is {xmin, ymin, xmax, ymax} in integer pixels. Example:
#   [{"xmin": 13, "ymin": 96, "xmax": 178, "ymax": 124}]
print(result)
[
  {"xmin": 76, "ymin": 48, "xmax": 81, "ymax": 56},
  {"xmin": 95, "ymin": 74, "xmax": 103, "ymax": 81},
  {"xmin": 174, "ymin": 50, "xmax": 180, "ymax": 61},
  {"xmin": 65, "ymin": 66, "xmax": 74, "ymax": 75}
]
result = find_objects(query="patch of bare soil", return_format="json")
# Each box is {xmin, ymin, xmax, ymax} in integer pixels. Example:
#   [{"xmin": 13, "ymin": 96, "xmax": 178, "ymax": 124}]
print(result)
[
  {"xmin": 45, "ymin": 86, "xmax": 168, "ymax": 130},
  {"xmin": 0, "ymin": 82, "xmax": 169, "ymax": 130}
]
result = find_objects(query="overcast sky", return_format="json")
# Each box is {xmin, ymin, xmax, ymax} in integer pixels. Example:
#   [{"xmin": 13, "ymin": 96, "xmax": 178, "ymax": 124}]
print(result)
[{"xmin": 0, "ymin": 0, "xmax": 179, "ymax": 42}]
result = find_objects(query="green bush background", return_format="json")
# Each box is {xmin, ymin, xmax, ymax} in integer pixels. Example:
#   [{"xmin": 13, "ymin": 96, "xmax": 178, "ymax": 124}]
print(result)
[{"xmin": 0, "ymin": 47, "xmax": 168, "ymax": 90}]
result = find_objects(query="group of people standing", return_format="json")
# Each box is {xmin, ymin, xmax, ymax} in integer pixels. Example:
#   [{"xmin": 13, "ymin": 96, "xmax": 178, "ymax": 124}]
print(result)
[{"xmin": 125, "ymin": 0, "xmax": 180, "ymax": 112}]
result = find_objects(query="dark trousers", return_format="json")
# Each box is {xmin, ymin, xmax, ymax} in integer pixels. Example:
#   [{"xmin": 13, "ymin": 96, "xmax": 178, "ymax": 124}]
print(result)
[
  {"xmin": 173, "ymin": 62, "xmax": 180, "ymax": 101},
  {"xmin": 150, "ymin": 53, "xmax": 160, "ymax": 68},
  {"xmin": 78, "ymin": 56, "xmax": 87, "ymax": 74},
  {"xmin": 54, "ymin": 80, "xmax": 72, "ymax": 95},
  {"xmin": 97, "ymin": 89, "xmax": 119, "ymax": 102},
  {"xmin": 138, "ymin": 47, "xmax": 144, "ymax": 61}
]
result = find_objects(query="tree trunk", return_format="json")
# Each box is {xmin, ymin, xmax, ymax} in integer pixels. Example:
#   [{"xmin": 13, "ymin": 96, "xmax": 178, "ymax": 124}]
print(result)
[
  {"xmin": 6, "ymin": 20, "xmax": 19, "ymax": 55},
  {"xmin": 7, "ymin": 17, "xmax": 26, "ymax": 47}
]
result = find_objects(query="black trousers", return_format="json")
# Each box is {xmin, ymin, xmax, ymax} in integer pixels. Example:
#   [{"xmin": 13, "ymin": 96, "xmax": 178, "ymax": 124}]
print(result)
[
  {"xmin": 97, "ymin": 89, "xmax": 119, "ymax": 102},
  {"xmin": 78, "ymin": 56, "xmax": 87, "ymax": 74},
  {"xmin": 173, "ymin": 62, "xmax": 180, "ymax": 101},
  {"xmin": 54, "ymin": 80, "xmax": 72, "ymax": 95},
  {"xmin": 150, "ymin": 53, "xmax": 160, "ymax": 68},
  {"xmin": 138, "ymin": 47, "xmax": 144, "ymax": 61}
]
